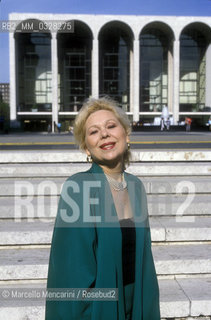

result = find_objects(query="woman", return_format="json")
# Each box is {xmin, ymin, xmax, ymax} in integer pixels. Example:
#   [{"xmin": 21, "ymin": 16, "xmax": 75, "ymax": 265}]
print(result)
[{"xmin": 45, "ymin": 97, "xmax": 160, "ymax": 320}]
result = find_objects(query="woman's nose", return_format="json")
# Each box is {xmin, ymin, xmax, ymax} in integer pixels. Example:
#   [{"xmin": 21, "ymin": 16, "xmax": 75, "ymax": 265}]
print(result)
[{"xmin": 100, "ymin": 127, "xmax": 109, "ymax": 138}]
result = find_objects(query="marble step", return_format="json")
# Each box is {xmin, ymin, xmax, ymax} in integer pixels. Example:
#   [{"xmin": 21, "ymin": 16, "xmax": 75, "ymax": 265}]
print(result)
[
  {"xmin": 159, "ymin": 277, "xmax": 211, "ymax": 318},
  {"xmin": 0, "ymin": 176, "xmax": 211, "ymax": 196},
  {"xmin": 0, "ymin": 277, "xmax": 211, "ymax": 319},
  {"xmin": 0, "ymin": 243, "xmax": 211, "ymax": 280},
  {"xmin": 0, "ymin": 162, "xmax": 211, "ymax": 178},
  {"xmin": 151, "ymin": 216, "xmax": 211, "ymax": 242},
  {"xmin": 0, "ymin": 193, "xmax": 210, "ymax": 219},
  {"xmin": 0, "ymin": 216, "xmax": 211, "ymax": 245},
  {"xmin": 0, "ymin": 150, "xmax": 210, "ymax": 164}
]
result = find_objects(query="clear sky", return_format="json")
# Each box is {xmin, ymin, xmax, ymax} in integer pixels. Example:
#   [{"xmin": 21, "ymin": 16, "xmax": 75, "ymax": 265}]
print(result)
[{"xmin": 0, "ymin": 0, "xmax": 210, "ymax": 82}]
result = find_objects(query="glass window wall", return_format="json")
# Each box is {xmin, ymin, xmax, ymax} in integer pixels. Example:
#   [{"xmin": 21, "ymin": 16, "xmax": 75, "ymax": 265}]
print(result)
[
  {"xmin": 180, "ymin": 29, "xmax": 207, "ymax": 112},
  {"xmin": 99, "ymin": 25, "xmax": 131, "ymax": 112},
  {"xmin": 16, "ymin": 31, "xmax": 52, "ymax": 112},
  {"xmin": 58, "ymin": 22, "xmax": 92, "ymax": 112},
  {"xmin": 140, "ymin": 29, "xmax": 168, "ymax": 112}
]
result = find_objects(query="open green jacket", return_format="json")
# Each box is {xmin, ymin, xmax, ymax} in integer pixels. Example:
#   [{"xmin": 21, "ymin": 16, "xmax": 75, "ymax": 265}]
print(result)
[{"xmin": 45, "ymin": 162, "xmax": 160, "ymax": 320}]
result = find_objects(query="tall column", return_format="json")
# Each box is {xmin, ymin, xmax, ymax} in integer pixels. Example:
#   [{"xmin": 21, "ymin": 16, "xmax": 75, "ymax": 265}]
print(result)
[
  {"xmin": 92, "ymin": 38, "xmax": 99, "ymax": 98},
  {"xmin": 51, "ymin": 32, "xmax": 58, "ymax": 132},
  {"xmin": 206, "ymin": 43, "xmax": 211, "ymax": 108},
  {"xmin": 168, "ymin": 48, "xmax": 173, "ymax": 114},
  {"xmin": 129, "ymin": 49, "xmax": 133, "ymax": 114},
  {"xmin": 9, "ymin": 32, "xmax": 16, "ymax": 121},
  {"xmin": 173, "ymin": 39, "xmax": 180, "ymax": 125},
  {"xmin": 133, "ymin": 39, "xmax": 139, "ymax": 122}
]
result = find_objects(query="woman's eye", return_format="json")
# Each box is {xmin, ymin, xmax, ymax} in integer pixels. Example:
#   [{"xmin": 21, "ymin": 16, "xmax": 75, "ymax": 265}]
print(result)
[
  {"xmin": 108, "ymin": 124, "xmax": 116, "ymax": 129},
  {"xmin": 90, "ymin": 130, "xmax": 97, "ymax": 135}
]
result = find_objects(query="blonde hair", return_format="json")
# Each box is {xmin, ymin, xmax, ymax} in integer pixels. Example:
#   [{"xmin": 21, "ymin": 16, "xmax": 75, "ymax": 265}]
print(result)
[{"xmin": 74, "ymin": 96, "xmax": 131, "ymax": 167}]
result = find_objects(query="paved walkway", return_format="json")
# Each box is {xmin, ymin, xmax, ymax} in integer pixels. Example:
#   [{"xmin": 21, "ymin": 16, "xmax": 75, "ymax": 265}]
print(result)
[{"xmin": 0, "ymin": 131, "xmax": 211, "ymax": 150}]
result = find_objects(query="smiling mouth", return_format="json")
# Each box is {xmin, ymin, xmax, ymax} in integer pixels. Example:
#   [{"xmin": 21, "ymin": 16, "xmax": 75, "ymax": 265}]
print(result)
[{"xmin": 100, "ymin": 142, "xmax": 116, "ymax": 150}]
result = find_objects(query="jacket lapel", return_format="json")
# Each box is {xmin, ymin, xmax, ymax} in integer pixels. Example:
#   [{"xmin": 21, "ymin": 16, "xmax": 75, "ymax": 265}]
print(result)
[{"xmin": 89, "ymin": 162, "xmax": 145, "ymax": 320}]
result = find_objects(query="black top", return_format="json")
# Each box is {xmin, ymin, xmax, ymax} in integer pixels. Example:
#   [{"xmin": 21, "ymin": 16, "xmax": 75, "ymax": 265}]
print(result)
[{"xmin": 119, "ymin": 218, "xmax": 136, "ymax": 286}]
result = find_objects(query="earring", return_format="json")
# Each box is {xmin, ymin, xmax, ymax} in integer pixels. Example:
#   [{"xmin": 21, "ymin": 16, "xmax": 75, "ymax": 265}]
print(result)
[
  {"xmin": 86, "ymin": 155, "xmax": 92, "ymax": 163},
  {"xmin": 127, "ymin": 142, "xmax": 130, "ymax": 150}
]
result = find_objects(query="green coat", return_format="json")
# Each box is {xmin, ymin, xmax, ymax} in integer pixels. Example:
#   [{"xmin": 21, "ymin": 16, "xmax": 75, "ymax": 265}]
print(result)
[{"xmin": 45, "ymin": 162, "xmax": 160, "ymax": 320}]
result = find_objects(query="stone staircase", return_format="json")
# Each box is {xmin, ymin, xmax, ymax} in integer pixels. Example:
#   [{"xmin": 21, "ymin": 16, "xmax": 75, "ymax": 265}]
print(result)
[{"xmin": 0, "ymin": 150, "xmax": 211, "ymax": 320}]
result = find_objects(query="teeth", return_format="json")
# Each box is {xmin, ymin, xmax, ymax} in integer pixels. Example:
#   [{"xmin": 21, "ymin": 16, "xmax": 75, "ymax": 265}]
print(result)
[{"xmin": 102, "ymin": 144, "xmax": 114, "ymax": 149}]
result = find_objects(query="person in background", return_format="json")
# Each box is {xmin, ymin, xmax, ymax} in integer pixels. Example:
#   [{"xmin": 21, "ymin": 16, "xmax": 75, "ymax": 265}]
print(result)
[
  {"xmin": 185, "ymin": 117, "xmax": 192, "ymax": 132},
  {"xmin": 57, "ymin": 122, "xmax": 61, "ymax": 133},
  {"xmin": 160, "ymin": 116, "xmax": 164, "ymax": 131},
  {"xmin": 166, "ymin": 117, "xmax": 170, "ymax": 131},
  {"xmin": 208, "ymin": 117, "xmax": 211, "ymax": 131}
]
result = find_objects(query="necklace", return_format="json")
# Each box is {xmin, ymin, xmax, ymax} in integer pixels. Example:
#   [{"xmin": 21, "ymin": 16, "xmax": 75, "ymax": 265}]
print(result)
[{"xmin": 105, "ymin": 172, "xmax": 127, "ymax": 191}]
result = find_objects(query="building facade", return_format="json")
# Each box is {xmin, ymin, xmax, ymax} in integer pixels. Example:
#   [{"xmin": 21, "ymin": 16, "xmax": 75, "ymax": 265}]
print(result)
[{"xmin": 9, "ymin": 13, "xmax": 211, "ymax": 131}]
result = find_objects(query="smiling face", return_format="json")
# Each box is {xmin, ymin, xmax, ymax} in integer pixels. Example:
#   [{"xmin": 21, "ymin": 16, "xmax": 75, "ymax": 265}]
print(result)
[{"xmin": 84, "ymin": 110, "xmax": 129, "ymax": 170}]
